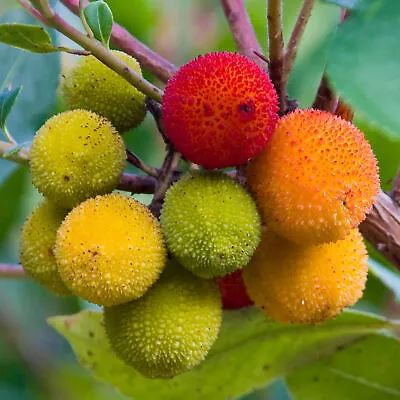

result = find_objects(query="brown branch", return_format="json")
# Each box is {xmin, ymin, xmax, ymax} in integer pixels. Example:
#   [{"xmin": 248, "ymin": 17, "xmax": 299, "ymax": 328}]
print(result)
[
  {"xmin": 282, "ymin": 0, "xmax": 315, "ymax": 91},
  {"xmin": 59, "ymin": 0, "xmax": 177, "ymax": 82},
  {"xmin": 360, "ymin": 191, "xmax": 400, "ymax": 270},
  {"xmin": 267, "ymin": 0, "xmax": 285, "ymax": 113},
  {"xmin": 221, "ymin": 0, "xmax": 265, "ymax": 69},
  {"xmin": 117, "ymin": 173, "xmax": 157, "ymax": 193},
  {"xmin": 0, "ymin": 264, "xmax": 26, "ymax": 278},
  {"xmin": 126, "ymin": 149, "xmax": 158, "ymax": 178},
  {"xmin": 312, "ymin": 75, "xmax": 339, "ymax": 113},
  {"xmin": 149, "ymin": 147, "xmax": 181, "ymax": 218},
  {"xmin": 17, "ymin": 0, "xmax": 48, "ymax": 25}
]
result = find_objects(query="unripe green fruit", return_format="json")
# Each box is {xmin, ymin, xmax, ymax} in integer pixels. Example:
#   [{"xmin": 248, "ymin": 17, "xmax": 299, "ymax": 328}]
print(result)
[
  {"xmin": 104, "ymin": 262, "xmax": 222, "ymax": 379},
  {"xmin": 19, "ymin": 199, "xmax": 71, "ymax": 295},
  {"xmin": 30, "ymin": 109, "xmax": 126, "ymax": 209},
  {"xmin": 160, "ymin": 171, "xmax": 261, "ymax": 278},
  {"xmin": 61, "ymin": 51, "xmax": 146, "ymax": 132}
]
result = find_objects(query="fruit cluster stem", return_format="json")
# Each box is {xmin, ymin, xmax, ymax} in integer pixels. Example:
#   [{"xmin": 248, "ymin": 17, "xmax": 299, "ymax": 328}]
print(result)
[
  {"xmin": 0, "ymin": 140, "xmax": 30, "ymax": 165},
  {"xmin": 221, "ymin": 0, "xmax": 265, "ymax": 69},
  {"xmin": 0, "ymin": 264, "xmax": 26, "ymax": 278},
  {"xmin": 59, "ymin": 0, "xmax": 177, "ymax": 82},
  {"xmin": 267, "ymin": 0, "xmax": 285, "ymax": 112},
  {"xmin": 31, "ymin": 0, "xmax": 164, "ymax": 103}
]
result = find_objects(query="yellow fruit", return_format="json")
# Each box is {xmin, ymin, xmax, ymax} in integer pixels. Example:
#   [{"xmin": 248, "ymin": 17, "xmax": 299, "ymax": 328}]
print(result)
[
  {"xmin": 19, "ymin": 199, "xmax": 71, "ymax": 295},
  {"xmin": 61, "ymin": 51, "xmax": 146, "ymax": 132},
  {"xmin": 243, "ymin": 229, "xmax": 368, "ymax": 324},
  {"xmin": 247, "ymin": 109, "xmax": 379, "ymax": 245},
  {"xmin": 55, "ymin": 193, "xmax": 167, "ymax": 306},
  {"xmin": 104, "ymin": 261, "xmax": 222, "ymax": 378},
  {"xmin": 30, "ymin": 109, "xmax": 126, "ymax": 209}
]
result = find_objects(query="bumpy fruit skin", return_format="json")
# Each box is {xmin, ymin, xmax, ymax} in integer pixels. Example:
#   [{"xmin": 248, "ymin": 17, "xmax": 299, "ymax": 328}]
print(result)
[
  {"xmin": 162, "ymin": 52, "xmax": 279, "ymax": 169},
  {"xmin": 243, "ymin": 229, "xmax": 368, "ymax": 324},
  {"xmin": 216, "ymin": 269, "xmax": 253, "ymax": 309},
  {"xmin": 30, "ymin": 110, "xmax": 126, "ymax": 209},
  {"xmin": 247, "ymin": 109, "xmax": 379, "ymax": 245},
  {"xmin": 55, "ymin": 193, "xmax": 167, "ymax": 306},
  {"xmin": 61, "ymin": 51, "xmax": 146, "ymax": 132},
  {"xmin": 104, "ymin": 262, "xmax": 222, "ymax": 379},
  {"xmin": 160, "ymin": 171, "xmax": 261, "ymax": 278},
  {"xmin": 20, "ymin": 199, "xmax": 71, "ymax": 295}
]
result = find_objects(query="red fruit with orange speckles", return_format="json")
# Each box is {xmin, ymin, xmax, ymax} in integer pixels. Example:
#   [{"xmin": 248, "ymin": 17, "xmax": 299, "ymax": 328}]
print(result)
[
  {"xmin": 162, "ymin": 52, "xmax": 279, "ymax": 169},
  {"xmin": 216, "ymin": 269, "xmax": 253, "ymax": 310}
]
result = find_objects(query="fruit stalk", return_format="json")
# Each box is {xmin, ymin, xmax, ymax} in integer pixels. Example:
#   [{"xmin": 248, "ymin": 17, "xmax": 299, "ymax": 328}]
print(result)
[
  {"xmin": 59, "ymin": 0, "xmax": 177, "ymax": 82},
  {"xmin": 0, "ymin": 140, "xmax": 30, "ymax": 165},
  {"xmin": 0, "ymin": 264, "xmax": 26, "ymax": 278},
  {"xmin": 221, "ymin": 0, "xmax": 265, "ymax": 68}
]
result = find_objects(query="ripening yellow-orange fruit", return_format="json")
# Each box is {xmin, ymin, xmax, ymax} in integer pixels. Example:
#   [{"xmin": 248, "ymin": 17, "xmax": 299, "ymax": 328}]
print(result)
[
  {"xmin": 247, "ymin": 109, "xmax": 379, "ymax": 245},
  {"xmin": 242, "ymin": 229, "xmax": 368, "ymax": 324},
  {"xmin": 30, "ymin": 110, "xmax": 126, "ymax": 209},
  {"xmin": 19, "ymin": 199, "xmax": 71, "ymax": 295},
  {"xmin": 61, "ymin": 51, "xmax": 146, "ymax": 132},
  {"xmin": 54, "ymin": 193, "xmax": 167, "ymax": 306}
]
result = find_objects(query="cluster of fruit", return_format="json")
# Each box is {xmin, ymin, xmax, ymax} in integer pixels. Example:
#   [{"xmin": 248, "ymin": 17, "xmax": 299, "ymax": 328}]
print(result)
[{"xmin": 19, "ymin": 51, "xmax": 379, "ymax": 379}]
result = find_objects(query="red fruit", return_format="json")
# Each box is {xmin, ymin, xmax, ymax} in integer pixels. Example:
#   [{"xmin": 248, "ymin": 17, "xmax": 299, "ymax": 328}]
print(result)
[
  {"xmin": 162, "ymin": 52, "xmax": 279, "ymax": 169},
  {"xmin": 216, "ymin": 270, "xmax": 253, "ymax": 309}
]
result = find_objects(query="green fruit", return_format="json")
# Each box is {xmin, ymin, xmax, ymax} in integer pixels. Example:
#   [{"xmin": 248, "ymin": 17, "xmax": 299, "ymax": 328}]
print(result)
[
  {"xmin": 160, "ymin": 171, "xmax": 261, "ymax": 278},
  {"xmin": 20, "ymin": 199, "xmax": 71, "ymax": 295},
  {"xmin": 61, "ymin": 51, "xmax": 146, "ymax": 132},
  {"xmin": 30, "ymin": 109, "xmax": 126, "ymax": 209},
  {"xmin": 104, "ymin": 262, "xmax": 222, "ymax": 378}
]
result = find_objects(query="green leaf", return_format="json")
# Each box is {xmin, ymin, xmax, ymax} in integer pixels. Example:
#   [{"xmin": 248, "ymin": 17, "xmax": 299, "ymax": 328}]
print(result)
[
  {"xmin": 326, "ymin": 0, "xmax": 400, "ymax": 139},
  {"xmin": 0, "ymin": 86, "xmax": 21, "ymax": 132},
  {"xmin": 0, "ymin": 9, "xmax": 60, "ymax": 182},
  {"xmin": 84, "ymin": 1, "xmax": 113, "ymax": 47},
  {"xmin": 48, "ymin": 308, "xmax": 399, "ymax": 400},
  {"xmin": 286, "ymin": 335, "xmax": 400, "ymax": 399},
  {"xmin": 368, "ymin": 259, "xmax": 400, "ymax": 303},
  {"xmin": 0, "ymin": 23, "xmax": 59, "ymax": 53}
]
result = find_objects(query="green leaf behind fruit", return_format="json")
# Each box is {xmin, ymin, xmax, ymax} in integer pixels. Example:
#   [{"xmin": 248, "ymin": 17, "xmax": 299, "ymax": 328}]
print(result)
[
  {"xmin": 326, "ymin": 0, "xmax": 400, "ymax": 139},
  {"xmin": 48, "ymin": 308, "xmax": 399, "ymax": 400},
  {"xmin": 0, "ymin": 86, "xmax": 21, "ymax": 133}
]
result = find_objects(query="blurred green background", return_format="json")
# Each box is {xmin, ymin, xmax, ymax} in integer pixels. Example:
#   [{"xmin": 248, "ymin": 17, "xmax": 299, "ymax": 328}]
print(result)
[{"xmin": 0, "ymin": 1, "xmax": 399, "ymax": 399}]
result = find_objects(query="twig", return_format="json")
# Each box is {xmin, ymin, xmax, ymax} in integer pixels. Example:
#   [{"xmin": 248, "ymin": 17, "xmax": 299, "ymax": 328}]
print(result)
[
  {"xmin": 17, "ymin": 0, "xmax": 48, "ymax": 25},
  {"xmin": 149, "ymin": 147, "xmax": 181, "ymax": 217},
  {"xmin": 282, "ymin": 0, "xmax": 315, "ymax": 93},
  {"xmin": 221, "ymin": 0, "xmax": 265, "ymax": 69},
  {"xmin": 32, "ymin": 1, "xmax": 164, "ymax": 102},
  {"xmin": 0, "ymin": 264, "xmax": 26, "ymax": 278},
  {"xmin": 117, "ymin": 173, "xmax": 157, "ymax": 193},
  {"xmin": 78, "ymin": 0, "xmax": 94, "ymax": 38},
  {"xmin": 312, "ymin": 74, "xmax": 339, "ymax": 113},
  {"xmin": 59, "ymin": 0, "xmax": 177, "ymax": 82},
  {"xmin": 360, "ymin": 191, "xmax": 400, "ymax": 271},
  {"xmin": 392, "ymin": 170, "xmax": 400, "ymax": 206},
  {"xmin": 126, "ymin": 149, "xmax": 158, "ymax": 178},
  {"xmin": 145, "ymin": 97, "xmax": 169, "ymax": 143},
  {"xmin": 267, "ymin": 0, "xmax": 285, "ymax": 112},
  {"xmin": 0, "ymin": 140, "xmax": 30, "ymax": 164}
]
